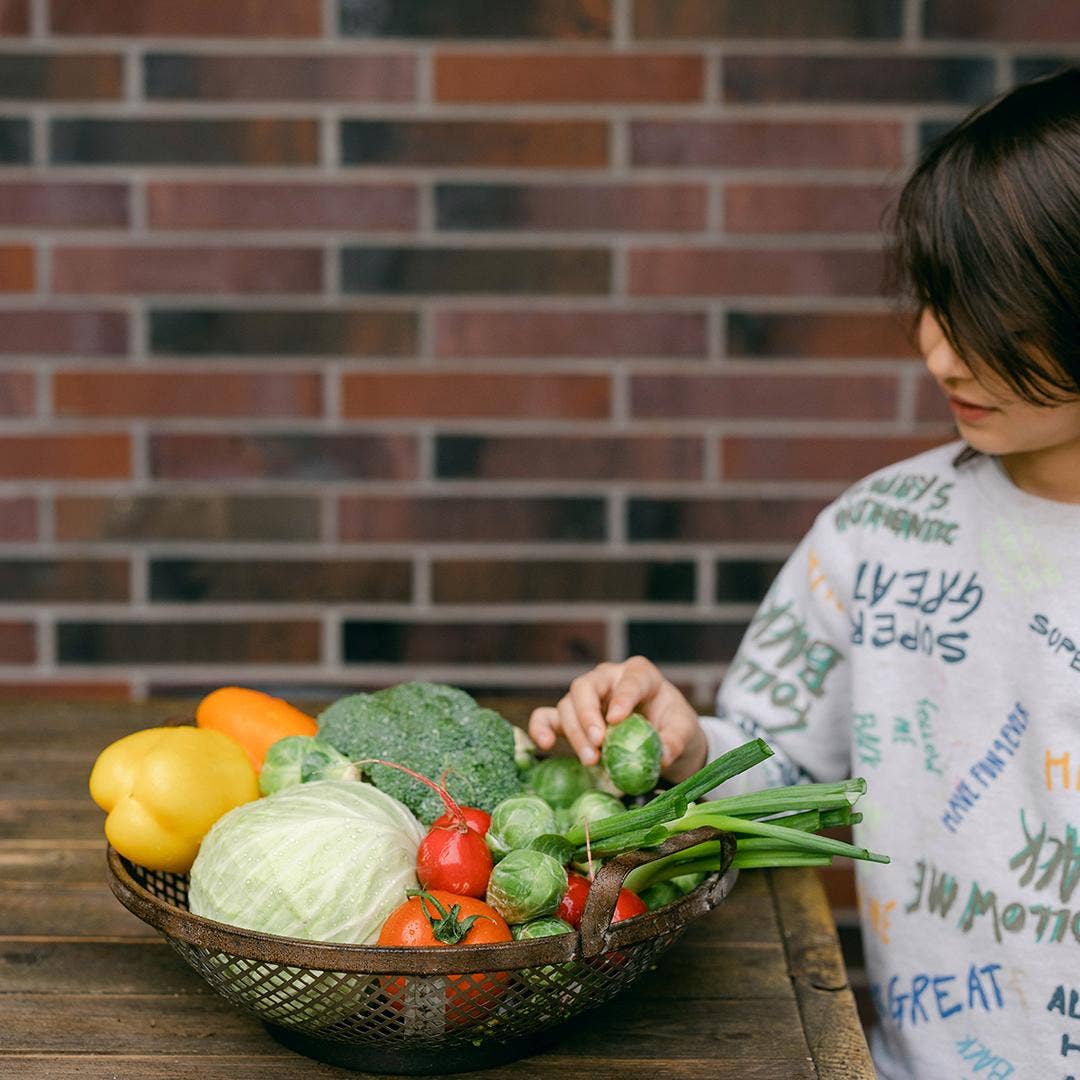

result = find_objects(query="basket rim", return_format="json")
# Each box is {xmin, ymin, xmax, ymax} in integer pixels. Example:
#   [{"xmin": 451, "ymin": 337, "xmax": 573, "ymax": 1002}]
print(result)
[{"xmin": 106, "ymin": 829, "xmax": 738, "ymax": 975}]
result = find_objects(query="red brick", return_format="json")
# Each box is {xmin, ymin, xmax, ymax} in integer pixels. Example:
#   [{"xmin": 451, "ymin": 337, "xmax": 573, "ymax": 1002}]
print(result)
[
  {"xmin": 725, "ymin": 183, "xmax": 896, "ymax": 233},
  {"xmin": 342, "ymin": 373, "xmax": 610, "ymax": 419},
  {"xmin": 436, "ymin": 182, "xmax": 707, "ymax": 231},
  {"xmin": 630, "ymin": 248, "xmax": 885, "ymax": 297},
  {"xmin": 146, "ymin": 54, "xmax": 416, "ymax": 102},
  {"xmin": 437, "ymin": 434, "xmax": 703, "ymax": 481},
  {"xmin": 0, "ymin": 311, "xmax": 127, "ymax": 355},
  {"xmin": 0, "ymin": 497, "xmax": 35, "ymax": 540},
  {"xmin": 0, "ymin": 182, "xmax": 128, "ymax": 227},
  {"xmin": 53, "ymin": 371, "xmax": 323, "ymax": 418},
  {"xmin": 150, "ymin": 434, "xmax": 417, "ymax": 480},
  {"xmin": 342, "ymin": 120, "xmax": 608, "ymax": 168},
  {"xmin": 147, "ymin": 181, "xmax": 417, "ymax": 231},
  {"xmin": 0, "ymin": 621, "xmax": 34, "ymax": 663},
  {"xmin": 50, "ymin": 0, "xmax": 322, "ymax": 37},
  {"xmin": 631, "ymin": 119, "xmax": 903, "ymax": 168},
  {"xmin": 631, "ymin": 372, "xmax": 899, "ymax": 420},
  {"xmin": 435, "ymin": 309, "xmax": 707, "ymax": 358},
  {"xmin": 0, "ymin": 680, "xmax": 130, "ymax": 699},
  {"xmin": 728, "ymin": 311, "xmax": 919, "ymax": 359},
  {"xmin": 52, "ymin": 246, "xmax": 323, "ymax": 295},
  {"xmin": 0, "ymin": 0, "xmax": 28, "ymax": 34},
  {"xmin": 0, "ymin": 245, "xmax": 34, "ymax": 291},
  {"xmin": 0, "ymin": 435, "xmax": 129, "ymax": 479},
  {"xmin": 915, "ymin": 375, "xmax": 955, "ymax": 423},
  {"xmin": 0, "ymin": 371, "xmax": 35, "ymax": 415},
  {"xmin": 435, "ymin": 53, "xmax": 703, "ymax": 103},
  {"xmin": 924, "ymin": 1, "xmax": 1080, "ymax": 41},
  {"xmin": 0, "ymin": 54, "xmax": 124, "ymax": 100},
  {"xmin": 634, "ymin": 0, "xmax": 902, "ymax": 39},
  {"xmin": 721, "ymin": 435, "xmax": 950, "ymax": 482}
]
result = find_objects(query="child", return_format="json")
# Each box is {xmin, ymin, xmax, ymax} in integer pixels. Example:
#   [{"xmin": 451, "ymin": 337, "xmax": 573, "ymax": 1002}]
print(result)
[{"xmin": 530, "ymin": 66, "xmax": 1080, "ymax": 1080}]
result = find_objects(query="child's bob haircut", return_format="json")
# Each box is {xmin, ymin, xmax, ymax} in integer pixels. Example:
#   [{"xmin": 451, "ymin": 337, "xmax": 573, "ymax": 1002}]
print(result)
[{"xmin": 893, "ymin": 65, "xmax": 1080, "ymax": 405}]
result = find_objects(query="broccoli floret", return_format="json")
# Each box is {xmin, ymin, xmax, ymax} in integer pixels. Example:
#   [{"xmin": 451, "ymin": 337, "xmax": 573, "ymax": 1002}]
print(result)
[{"xmin": 316, "ymin": 682, "xmax": 523, "ymax": 825}]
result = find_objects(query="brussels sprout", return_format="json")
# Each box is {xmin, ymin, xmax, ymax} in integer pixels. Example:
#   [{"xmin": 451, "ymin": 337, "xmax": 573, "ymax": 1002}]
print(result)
[
  {"xmin": 563, "ymin": 790, "xmax": 626, "ymax": 832},
  {"xmin": 512, "ymin": 916, "xmax": 577, "ymax": 993},
  {"xmin": 300, "ymin": 739, "xmax": 358, "ymax": 784},
  {"xmin": 486, "ymin": 794, "xmax": 558, "ymax": 862},
  {"xmin": 486, "ymin": 849, "xmax": 568, "ymax": 923},
  {"xmin": 526, "ymin": 756, "xmax": 594, "ymax": 810},
  {"xmin": 587, "ymin": 762, "xmax": 624, "ymax": 796},
  {"xmin": 638, "ymin": 881, "xmax": 683, "ymax": 911},
  {"xmin": 259, "ymin": 735, "xmax": 313, "ymax": 795},
  {"xmin": 670, "ymin": 870, "xmax": 708, "ymax": 895},
  {"xmin": 512, "ymin": 726, "xmax": 538, "ymax": 773},
  {"xmin": 512, "ymin": 916, "xmax": 574, "ymax": 941},
  {"xmin": 600, "ymin": 713, "xmax": 662, "ymax": 796}
]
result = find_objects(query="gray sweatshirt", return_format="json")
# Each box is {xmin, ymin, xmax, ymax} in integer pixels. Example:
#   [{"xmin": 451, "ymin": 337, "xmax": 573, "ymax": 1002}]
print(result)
[{"xmin": 700, "ymin": 440, "xmax": 1080, "ymax": 1080}]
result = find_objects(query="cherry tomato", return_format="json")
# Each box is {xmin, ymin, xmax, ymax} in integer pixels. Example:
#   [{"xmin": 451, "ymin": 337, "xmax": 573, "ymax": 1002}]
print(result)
[
  {"xmin": 557, "ymin": 873, "xmax": 592, "ymax": 928},
  {"xmin": 432, "ymin": 806, "xmax": 491, "ymax": 836},
  {"xmin": 612, "ymin": 888, "xmax": 647, "ymax": 922},
  {"xmin": 416, "ymin": 820, "xmax": 493, "ymax": 898}
]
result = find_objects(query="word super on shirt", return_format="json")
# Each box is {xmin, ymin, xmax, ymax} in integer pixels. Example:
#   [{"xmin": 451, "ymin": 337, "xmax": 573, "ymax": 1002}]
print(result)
[{"xmin": 699, "ymin": 441, "xmax": 1080, "ymax": 1080}]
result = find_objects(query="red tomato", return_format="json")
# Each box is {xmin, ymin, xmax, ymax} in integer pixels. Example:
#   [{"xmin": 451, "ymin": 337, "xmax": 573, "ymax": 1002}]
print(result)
[
  {"xmin": 613, "ymin": 888, "xmax": 647, "ymax": 922},
  {"xmin": 557, "ymin": 873, "xmax": 592, "ymax": 928},
  {"xmin": 416, "ymin": 821, "xmax": 492, "ymax": 898},
  {"xmin": 377, "ymin": 890, "xmax": 510, "ymax": 1023},
  {"xmin": 432, "ymin": 806, "xmax": 491, "ymax": 836}
]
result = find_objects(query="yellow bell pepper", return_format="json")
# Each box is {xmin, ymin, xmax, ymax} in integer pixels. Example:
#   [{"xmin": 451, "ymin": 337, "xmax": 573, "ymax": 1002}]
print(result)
[{"xmin": 89, "ymin": 726, "xmax": 260, "ymax": 872}]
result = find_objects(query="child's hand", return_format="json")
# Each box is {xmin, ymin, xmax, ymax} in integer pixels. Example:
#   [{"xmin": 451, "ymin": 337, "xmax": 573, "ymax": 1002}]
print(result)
[{"xmin": 527, "ymin": 656, "xmax": 708, "ymax": 783}]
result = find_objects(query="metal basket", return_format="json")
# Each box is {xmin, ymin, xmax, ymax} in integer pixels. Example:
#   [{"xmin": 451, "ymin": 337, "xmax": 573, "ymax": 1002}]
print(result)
[{"xmin": 107, "ymin": 825, "xmax": 736, "ymax": 1074}]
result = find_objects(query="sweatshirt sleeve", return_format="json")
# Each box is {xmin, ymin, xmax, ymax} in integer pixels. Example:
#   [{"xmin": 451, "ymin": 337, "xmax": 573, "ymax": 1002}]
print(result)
[{"xmin": 699, "ymin": 508, "xmax": 854, "ymax": 797}]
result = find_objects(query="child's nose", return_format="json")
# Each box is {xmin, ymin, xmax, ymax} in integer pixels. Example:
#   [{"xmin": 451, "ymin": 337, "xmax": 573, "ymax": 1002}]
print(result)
[{"xmin": 924, "ymin": 335, "xmax": 971, "ymax": 383}]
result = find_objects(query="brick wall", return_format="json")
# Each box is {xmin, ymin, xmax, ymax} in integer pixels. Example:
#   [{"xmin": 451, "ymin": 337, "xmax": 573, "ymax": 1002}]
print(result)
[{"xmin": 1, "ymin": 1, "xmax": 1078, "ymax": 703}]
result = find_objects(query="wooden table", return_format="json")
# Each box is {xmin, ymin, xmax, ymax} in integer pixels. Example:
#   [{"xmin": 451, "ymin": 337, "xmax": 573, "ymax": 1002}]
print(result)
[{"xmin": 0, "ymin": 701, "xmax": 875, "ymax": 1079}]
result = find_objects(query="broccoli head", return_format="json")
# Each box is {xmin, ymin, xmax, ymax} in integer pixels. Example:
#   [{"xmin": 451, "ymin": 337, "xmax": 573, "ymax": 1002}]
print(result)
[{"xmin": 316, "ymin": 682, "xmax": 522, "ymax": 824}]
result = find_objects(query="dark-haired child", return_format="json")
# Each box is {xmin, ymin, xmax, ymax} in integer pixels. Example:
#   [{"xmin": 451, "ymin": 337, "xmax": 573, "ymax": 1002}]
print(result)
[{"xmin": 531, "ymin": 66, "xmax": 1080, "ymax": 1079}]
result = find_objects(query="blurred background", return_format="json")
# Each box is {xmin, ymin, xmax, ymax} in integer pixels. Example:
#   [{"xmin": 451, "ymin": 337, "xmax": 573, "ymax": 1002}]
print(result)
[{"xmin": 1, "ymin": 0, "xmax": 1078, "ymax": 707}]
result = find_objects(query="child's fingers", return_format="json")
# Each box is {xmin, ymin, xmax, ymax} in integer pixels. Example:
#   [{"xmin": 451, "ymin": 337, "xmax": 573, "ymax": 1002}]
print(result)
[
  {"xmin": 557, "ymin": 697, "xmax": 599, "ymax": 766},
  {"xmin": 604, "ymin": 656, "xmax": 664, "ymax": 724},
  {"xmin": 527, "ymin": 706, "xmax": 560, "ymax": 750},
  {"xmin": 567, "ymin": 665, "xmax": 619, "ymax": 746}
]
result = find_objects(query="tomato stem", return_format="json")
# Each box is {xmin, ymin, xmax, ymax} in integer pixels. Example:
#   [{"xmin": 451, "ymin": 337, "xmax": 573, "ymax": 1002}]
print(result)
[{"xmin": 406, "ymin": 888, "xmax": 493, "ymax": 944}]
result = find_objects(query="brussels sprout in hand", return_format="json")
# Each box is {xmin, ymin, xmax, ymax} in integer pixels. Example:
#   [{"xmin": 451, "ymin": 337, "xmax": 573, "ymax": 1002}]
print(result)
[
  {"xmin": 486, "ymin": 849, "xmax": 568, "ymax": 923},
  {"xmin": 486, "ymin": 794, "xmax": 557, "ymax": 862},
  {"xmin": 601, "ymin": 714, "xmax": 662, "ymax": 796},
  {"xmin": 526, "ymin": 757, "xmax": 594, "ymax": 810}
]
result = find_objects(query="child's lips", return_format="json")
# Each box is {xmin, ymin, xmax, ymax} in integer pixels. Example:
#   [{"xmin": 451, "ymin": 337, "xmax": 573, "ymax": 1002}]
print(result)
[{"xmin": 947, "ymin": 395, "xmax": 996, "ymax": 422}]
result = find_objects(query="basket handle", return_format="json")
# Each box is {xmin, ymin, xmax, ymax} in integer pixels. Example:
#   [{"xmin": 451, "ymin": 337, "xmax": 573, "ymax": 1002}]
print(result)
[{"xmin": 577, "ymin": 825, "xmax": 734, "ymax": 958}]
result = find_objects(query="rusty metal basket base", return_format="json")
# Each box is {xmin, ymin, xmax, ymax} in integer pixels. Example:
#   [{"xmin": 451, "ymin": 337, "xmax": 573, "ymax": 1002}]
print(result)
[{"xmin": 264, "ymin": 1018, "xmax": 567, "ymax": 1074}]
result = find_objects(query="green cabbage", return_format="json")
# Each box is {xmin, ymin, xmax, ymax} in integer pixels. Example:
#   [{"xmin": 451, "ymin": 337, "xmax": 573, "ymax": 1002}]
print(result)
[{"xmin": 188, "ymin": 779, "xmax": 423, "ymax": 945}]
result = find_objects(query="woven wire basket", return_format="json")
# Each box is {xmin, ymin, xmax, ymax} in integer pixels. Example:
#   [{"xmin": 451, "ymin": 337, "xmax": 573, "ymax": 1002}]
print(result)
[{"xmin": 107, "ymin": 825, "xmax": 737, "ymax": 1074}]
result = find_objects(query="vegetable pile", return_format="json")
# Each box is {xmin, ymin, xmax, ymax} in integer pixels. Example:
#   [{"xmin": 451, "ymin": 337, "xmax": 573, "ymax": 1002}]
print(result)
[{"xmin": 89, "ymin": 682, "xmax": 890, "ymax": 960}]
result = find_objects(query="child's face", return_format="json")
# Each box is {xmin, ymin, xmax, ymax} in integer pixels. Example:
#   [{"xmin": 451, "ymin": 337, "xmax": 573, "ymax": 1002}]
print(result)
[{"xmin": 920, "ymin": 309, "xmax": 1080, "ymax": 460}]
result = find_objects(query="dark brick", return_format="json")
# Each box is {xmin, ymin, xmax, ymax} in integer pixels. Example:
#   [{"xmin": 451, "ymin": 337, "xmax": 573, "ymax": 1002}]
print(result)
[
  {"xmin": 0, "ymin": 182, "xmax": 128, "ymax": 227},
  {"xmin": 51, "ymin": 119, "xmax": 319, "ymax": 166},
  {"xmin": 150, "ymin": 433, "xmax": 417, "ymax": 480},
  {"xmin": 631, "ymin": 372, "xmax": 899, "ymax": 420},
  {"xmin": 342, "ymin": 246, "xmax": 609, "ymax": 295},
  {"xmin": 0, "ymin": 435, "xmax": 129, "ymax": 479},
  {"xmin": 631, "ymin": 119, "xmax": 902, "ymax": 168},
  {"xmin": 150, "ymin": 309, "xmax": 416, "ymax": 356},
  {"xmin": 722, "ymin": 435, "xmax": 950, "ymax": 482},
  {"xmin": 148, "ymin": 181, "xmax": 417, "ymax": 231},
  {"xmin": 145, "ymin": 53, "xmax": 415, "ymax": 102},
  {"xmin": 436, "ymin": 182, "xmax": 707, "ymax": 232},
  {"xmin": 0, "ymin": 497, "xmax": 36, "ymax": 540},
  {"xmin": 924, "ymin": 2, "xmax": 1080, "ymax": 41},
  {"xmin": 0, "ymin": 54, "xmax": 123, "ymax": 100},
  {"xmin": 437, "ymin": 434, "xmax": 703, "ymax": 481},
  {"xmin": 724, "ymin": 56, "xmax": 994, "ymax": 104},
  {"xmin": 628, "ymin": 497, "xmax": 826, "ymax": 543},
  {"xmin": 339, "ymin": 495, "xmax": 606, "ymax": 542},
  {"xmin": 0, "ymin": 559, "xmax": 128, "ymax": 602},
  {"xmin": 0, "ymin": 621, "xmax": 35, "ymax": 663},
  {"xmin": 635, "ymin": 0, "xmax": 902, "ymax": 38},
  {"xmin": 1013, "ymin": 57, "xmax": 1077, "ymax": 83},
  {"xmin": 627, "ymin": 620, "xmax": 748, "ymax": 663},
  {"xmin": 0, "ymin": 310, "xmax": 127, "ymax": 355},
  {"xmin": 435, "ymin": 53, "xmax": 703, "ymax": 103},
  {"xmin": 435, "ymin": 309, "xmax": 707, "ymax": 358},
  {"xmin": 56, "ymin": 495, "xmax": 320, "ymax": 542},
  {"xmin": 0, "ymin": 118, "xmax": 30, "ymax": 163},
  {"xmin": 431, "ymin": 560, "xmax": 695, "ymax": 603},
  {"xmin": 341, "ymin": 120, "xmax": 607, "ymax": 168},
  {"xmin": 150, "ymin": 559, "xmax": 411, "ymax": 602},
  {"xmin": 57, "ymin": 620, "xmax": 321, "ymax": 664},
  {"xmin": 714, "ymin": 560, "xmax": 784, "ymax": 603},
  {"xmin": 51, "ymin": 0, "xmax": 322, "ymax": 36},
  {"xmin": 727, "ymin": 311, "xmax": 918, "ymax": 359},
  {"xmin": 0, "ymin": 371, "xmax": 34, "ymax": 415},
  {"xmin": 340, "ymin": 0, "xmax": 610, "ymax": 38},
  {"xmin": 343, "ymin": 620, "xmax": 606, "ymax": 665},
  {"xmin": 0, "ymin": 1, "xmax": 28, "ymax": 34}
]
